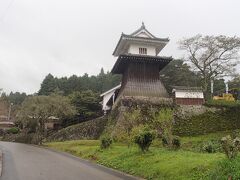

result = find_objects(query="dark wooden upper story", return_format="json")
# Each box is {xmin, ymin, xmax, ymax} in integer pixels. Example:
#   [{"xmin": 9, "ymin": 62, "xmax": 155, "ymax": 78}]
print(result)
[{"xmin": 111, "ymin": 54, "xmax": 172, "ymax": 74}]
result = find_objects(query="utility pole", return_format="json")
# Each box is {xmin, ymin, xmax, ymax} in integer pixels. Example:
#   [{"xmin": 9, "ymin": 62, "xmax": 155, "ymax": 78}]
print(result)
[
  {"xmin": 225, "ymin": 82, "xmax": 229, "ymax": 94},
  {"xmin": 8, "ymin": 103, "xmax": 13, "ymax": 121},
  {"xmin": 211, "ymin": 80, "xmax": 214, "ymax": 98}
]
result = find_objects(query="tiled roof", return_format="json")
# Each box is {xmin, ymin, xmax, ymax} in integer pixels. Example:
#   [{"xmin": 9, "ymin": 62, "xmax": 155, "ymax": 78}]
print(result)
[
  {"xmin": 111, "ymin": 54, "xmax": 172, "ymax": 74},
  {"xmin": 172, "ymin": 86, "xmax": 203, "ymax": 91},
  {"xmin": 100, "ymin": 84, "xmax": 121, "ymax": 97},
  {"xmin": 122, "ymin": 33, "xmax": 169, "ymax": 42},
  {"xmin": 113, "ymin": 23, "xmax": 169, "ymax": 56}
]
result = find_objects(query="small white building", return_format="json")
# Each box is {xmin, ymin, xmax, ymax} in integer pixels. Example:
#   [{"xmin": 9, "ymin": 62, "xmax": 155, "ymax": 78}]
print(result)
[{"xmin": 172, "ymin": 86, "xmax": 204, "ymax": 105}]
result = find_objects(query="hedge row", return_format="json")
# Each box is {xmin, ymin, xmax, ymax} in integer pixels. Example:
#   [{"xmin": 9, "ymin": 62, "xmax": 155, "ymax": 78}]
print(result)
[{"xmin": 173, "ymin": 106, "xmax": 240, "ymax": 136}]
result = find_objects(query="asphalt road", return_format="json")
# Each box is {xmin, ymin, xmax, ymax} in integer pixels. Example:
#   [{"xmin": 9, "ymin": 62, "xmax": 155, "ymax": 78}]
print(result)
[{"xmin": 0, "ymin": 142, "xmax": 137, "ymax": 180}]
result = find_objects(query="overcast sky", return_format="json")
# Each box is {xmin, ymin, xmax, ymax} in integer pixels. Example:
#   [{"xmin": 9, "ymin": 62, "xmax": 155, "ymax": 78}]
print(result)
[{"xmin": 0, "ymin": 0, "xmax": 240, "ymax": 94}]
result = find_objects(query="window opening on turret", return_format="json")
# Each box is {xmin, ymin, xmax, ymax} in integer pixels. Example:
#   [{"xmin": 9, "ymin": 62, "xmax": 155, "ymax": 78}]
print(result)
[{"xmin": 139, "ymin": 47, "xmax": 147, "ymax": 55}]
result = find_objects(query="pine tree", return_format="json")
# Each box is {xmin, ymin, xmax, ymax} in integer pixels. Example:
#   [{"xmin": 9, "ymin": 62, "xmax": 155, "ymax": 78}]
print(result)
[{"xmin": 38, "ymin": 74, "xmax": 57, "ymax": 95}]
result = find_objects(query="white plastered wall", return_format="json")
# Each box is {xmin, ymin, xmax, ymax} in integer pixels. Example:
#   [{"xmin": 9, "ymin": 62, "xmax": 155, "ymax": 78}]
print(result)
[
  {"xmin": 128, "ymin": 44, "xmax": 156, "ymax": 56},
  {"xmin": 175, "ymin": 91, "xmax": 204, "ymax": 99},
  {"xmin": 102, "ymin": 92, "xmax": 114, "ymax": 111}
]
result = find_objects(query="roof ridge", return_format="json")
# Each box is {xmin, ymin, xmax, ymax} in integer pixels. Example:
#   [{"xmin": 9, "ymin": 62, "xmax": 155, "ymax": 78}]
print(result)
[
  {"xmin": 122, "ymin": 34, "xmax": 169, "ymax": 42},
  {"xmin": 130, "ymin": 23, "xmax": 156, "ymax": 38}
]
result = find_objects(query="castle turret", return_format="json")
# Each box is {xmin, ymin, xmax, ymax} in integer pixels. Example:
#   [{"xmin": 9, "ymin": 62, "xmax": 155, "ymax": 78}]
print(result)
[
  {"xmin": 112, "ymin": 23, "xmax": 172, "ymax": 98},
  {"xmin": 101, "ymin": 23, "xmax": 172, "ymax": 112}
]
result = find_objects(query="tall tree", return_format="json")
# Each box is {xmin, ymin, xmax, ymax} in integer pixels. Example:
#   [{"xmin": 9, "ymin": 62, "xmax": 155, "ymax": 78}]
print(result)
[
  {"xmin": 18, "ymin": 94, "xmax": 76, "ymax": 144},
  {"xmin": 160, "ymin": 59, "xmax": 201, "ymax": 93},
  {"xmin": 179, "ymin": 35, "xmax": 240, "ymax": 99},
  {"xmin": 229, "ymin": 75, "xmax": 240, "ymax": 89},
  {"xmin": 38, "ymin": 74, "xmax": 57, "ymax": 95},
  {"xmin": 210, "ymin": 79, "xmax": 226, "ymax": 95},
  {"xmin": 0, "ymin": 93, "xmax": 9, "ymax": 117},
  {"xmin": 8, "ymin": 92, "xmax": 27, "ymax": 105},
  {"xmin": 38, "ymin": 69, "xmax": 121, "ymax": 96},
  {"xmin": 69, "ymin": 90, "xmax": 102, "ymax": 119}
]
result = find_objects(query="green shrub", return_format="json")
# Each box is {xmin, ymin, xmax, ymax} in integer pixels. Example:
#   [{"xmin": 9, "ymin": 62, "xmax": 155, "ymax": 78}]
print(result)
[
  {"xmin": 7, "ymin": 127, "xmax": 20, "ymax": 134},
  {"xmin": 206, "ymin": 99, "xmax": 240, "ymax": 108},
  {"xmin": 162, "ymin": 136, "xmax": 168, "ymax": 146},
  {"xmin": 151, "ymin": 108, "xmax": 178, "ymax": 149},
  {"xmin": 151, "ymin": 108, "xmax": 173, "ymax": 137},
  {"xmin": 111, "ymin": 129, "xmax": 130, "ymax": 143},
  {"xmin": 162, "ymin": 136, "xmax": 181, "ymax": 149},
  {"xmin": 201, "ymin": 140, "xmax": 220, "ymax": 153},
  {"xmin": 172, "ymin": 136, "xmax": 181, "ymax": 149},
  {"xmin": 100, "ymin": 135, "xmax": 112, "ymax": 149},
  {"xmin": 132, "ymin": 125, "xmax": 155, "ymax": 152},
  {"xmin": 221, "ymin": 135, "xmax": 240, "ymax": 159}
]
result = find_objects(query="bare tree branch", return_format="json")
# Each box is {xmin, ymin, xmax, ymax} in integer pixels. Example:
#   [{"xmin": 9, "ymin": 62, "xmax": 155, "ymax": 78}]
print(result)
[{"xmin": 179, "ymin": 35, "xmax": 240, "ymax": 99}]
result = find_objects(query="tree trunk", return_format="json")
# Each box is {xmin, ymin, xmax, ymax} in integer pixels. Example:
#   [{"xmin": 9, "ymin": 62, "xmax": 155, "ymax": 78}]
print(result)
[
  {"xmin": 38, "ymin": 119, "xmax": 45, "ymax": 145},
  {"xmin": 202, "ymin": 77, "xmax": 210, "ymax": 101}
]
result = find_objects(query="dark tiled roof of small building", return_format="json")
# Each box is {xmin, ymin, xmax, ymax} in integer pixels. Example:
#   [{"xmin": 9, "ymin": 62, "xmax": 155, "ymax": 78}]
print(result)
[{"xmin": 172, "ymin": 86, "xmax": 203, "ymax": 91}]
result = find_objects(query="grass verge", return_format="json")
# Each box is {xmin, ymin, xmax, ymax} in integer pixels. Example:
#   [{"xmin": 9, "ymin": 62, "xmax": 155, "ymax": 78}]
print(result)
[{"xmin": 45, "ymin": 140, "xmax": 224, "ymax": 180}]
